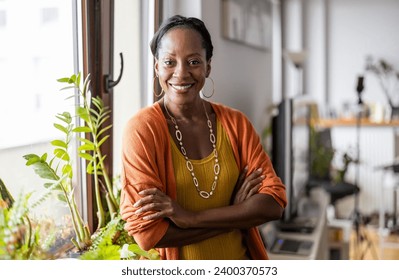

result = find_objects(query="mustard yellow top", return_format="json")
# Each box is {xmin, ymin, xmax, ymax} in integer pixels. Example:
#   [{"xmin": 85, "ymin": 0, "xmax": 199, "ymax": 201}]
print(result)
[{"xmin": 170, "ymin": 119, "xmax": 247, "ymax": 260}]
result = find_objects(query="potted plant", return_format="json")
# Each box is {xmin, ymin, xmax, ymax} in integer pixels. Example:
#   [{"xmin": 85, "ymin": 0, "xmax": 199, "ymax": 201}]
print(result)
[
  {"xmin": 0, "ymin": 178, "xmax": 57, "ymax": 259},
  {"xmin": 23, "ymin": 73, "xmax": 158, "ymax": 259},
  {"xmin": 366, "ymin": 56, "xmax": 399, "ymax": 120}
]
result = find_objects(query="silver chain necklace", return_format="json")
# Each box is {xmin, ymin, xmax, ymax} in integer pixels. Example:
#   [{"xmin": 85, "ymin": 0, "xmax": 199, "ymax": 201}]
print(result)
[{"xmin": 164, "ymin": 99, "xmax": 220, "ymax": 199}]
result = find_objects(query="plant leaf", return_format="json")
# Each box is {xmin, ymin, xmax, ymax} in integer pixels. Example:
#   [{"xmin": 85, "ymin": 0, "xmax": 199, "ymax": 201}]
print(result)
[
  {"xmin": 79, "ymin": 152, "xmax": 94, "ymax": 161},
  {"xmin": 51, "ymin": 140, "xmax": 67, "ymax": 149},
  {"xmin": 24, "ymin": 154, "xmax": 41, "ymax": 166},
  {"xmin": 54, "ymin": 148, "xmax": 70, "ymax": 161},
  {"xmin": 57, "ymin": 77, "xmax": 70, "ymax": 83},
  {"xmin": 53, "ymin": 123, "xmax": 68, "ymax": 134},
  {"xmin": 73, "ymin": 126, "xmax": 91, "ymax": 133},
  {"xmin": 76, "ymin": 106, "xmax": 90, "ymax": 123},
  {"xmin": 79, "ymin": 137, "xmax": 95, "ymax": 146},
  {"xmin": 97, "ymin": 135, "xmax": 110, "ymax": 148},
  {"xmin": 78, "ymin": 144, "xmax": 94, "ymax": 152},
  {"xmin": 23, "ymin": 157, "xmax": 60, "ymax": 181},
  {"xmin": 57, "ymin": 194, "xmax": 67, "ymax": 203}
]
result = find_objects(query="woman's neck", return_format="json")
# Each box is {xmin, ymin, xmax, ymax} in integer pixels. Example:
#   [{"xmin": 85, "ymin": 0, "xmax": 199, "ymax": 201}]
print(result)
[{"xmin": 162, "ymin": 96, "xmax": 205, "ymax": 122}]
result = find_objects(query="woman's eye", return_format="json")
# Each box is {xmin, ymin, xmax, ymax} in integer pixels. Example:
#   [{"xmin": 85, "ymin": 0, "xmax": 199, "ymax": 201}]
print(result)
[
  {"xmin": 189, "ymin": 60, "xmax": 200, "ymax": 65},
  {"xmin": 164, "ymin": 60, "xmax": 173, "ymax": 66}
]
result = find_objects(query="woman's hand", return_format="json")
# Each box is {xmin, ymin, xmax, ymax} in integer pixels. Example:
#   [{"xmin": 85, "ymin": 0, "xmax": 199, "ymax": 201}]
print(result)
[
  {"xmin": 133, "ymin": 188, "xmax": 193, "ymax": 228},
  {"xmin": 232, "ymin": 166, "xmax": 265, "ymax": 205}
]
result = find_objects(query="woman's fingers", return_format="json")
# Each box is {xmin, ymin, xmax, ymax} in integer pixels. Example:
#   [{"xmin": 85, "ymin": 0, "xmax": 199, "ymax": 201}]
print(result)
[
  {"xmin": 233, "ymin": 167, "xmax": 265, "ymax": 204},
  {"xmin": 134, "ymin": 188, "xmax": 164, "ymax": 207},
  {"xmin": 133, "ymin": 187, "xmax": 171, "ymax": 216},
  {"xmin": 132, "ymin": 187, "xmax": 193, "ymax": 227},
  {"xmin": 241, "ymin": 168, "xmax": 263, "ymax": 193}
]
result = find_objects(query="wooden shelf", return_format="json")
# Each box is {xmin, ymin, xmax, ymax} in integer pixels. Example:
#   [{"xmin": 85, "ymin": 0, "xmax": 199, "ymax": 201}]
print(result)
[{"xmin": 314, "ymin": 118, "xmax": 399, "ymax": 128}]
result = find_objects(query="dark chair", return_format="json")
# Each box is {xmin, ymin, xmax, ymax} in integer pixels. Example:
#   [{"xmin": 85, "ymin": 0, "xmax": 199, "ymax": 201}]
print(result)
[{"xmin": 323, "ymin": 181, "xmax": 359, "ymax": 206}]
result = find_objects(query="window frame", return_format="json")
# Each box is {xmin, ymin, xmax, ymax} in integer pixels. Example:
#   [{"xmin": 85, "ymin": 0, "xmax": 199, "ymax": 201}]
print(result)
[{"xmin": 81, "ymin": 0, "xmax": 115, "ymax": 232}]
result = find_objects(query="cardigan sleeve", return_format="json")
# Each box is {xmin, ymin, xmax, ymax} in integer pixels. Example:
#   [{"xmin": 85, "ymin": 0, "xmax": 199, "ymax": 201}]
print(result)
[
  {"xmin": 213, "ymin": 103, "xmax": 287, "ymax": 209},
  {"xmin": 241, "ymin": 115, "xmax": 287, "ymax": 208},
  {"xmin": 119, "ymin": 108, "xmax": 170, "ymax": 251}
]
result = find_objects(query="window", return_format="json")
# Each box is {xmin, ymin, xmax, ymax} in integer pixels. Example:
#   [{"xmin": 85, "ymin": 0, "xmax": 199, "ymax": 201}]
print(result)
[
  {"xmin": 0, "ymin": 0, "xmax": 143, "ymax": 256},
  {"xmin": 0, "ymin": 0, "xmax": 82, "ymax": 250}
]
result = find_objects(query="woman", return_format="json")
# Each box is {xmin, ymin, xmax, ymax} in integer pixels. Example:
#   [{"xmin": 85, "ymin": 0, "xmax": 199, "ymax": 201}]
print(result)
[{"xmin": 120, "ymin": 15, "xmax": 286, "ymax": 260}]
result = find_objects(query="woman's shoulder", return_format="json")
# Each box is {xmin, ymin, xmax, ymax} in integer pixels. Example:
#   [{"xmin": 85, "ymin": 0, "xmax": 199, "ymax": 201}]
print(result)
[
  {"xmin": 124, "ymin": 103, "xmax": 166, "ymax": 136},
  {"xmin": 211, "ymin": 102, "xmax": 251, "ymax": 125}
]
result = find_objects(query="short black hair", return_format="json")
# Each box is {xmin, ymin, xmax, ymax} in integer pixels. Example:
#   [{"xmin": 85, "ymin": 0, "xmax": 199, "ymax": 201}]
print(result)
[{"xmin": 150, "ymin": 15, "xmax": 213, "ymax": 61}]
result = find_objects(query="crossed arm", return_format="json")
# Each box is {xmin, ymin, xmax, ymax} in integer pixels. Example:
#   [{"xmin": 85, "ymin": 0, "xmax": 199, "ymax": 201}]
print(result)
[{"xmin": 133, "ymin": 167, "xmax": 284, "ymax": 248}]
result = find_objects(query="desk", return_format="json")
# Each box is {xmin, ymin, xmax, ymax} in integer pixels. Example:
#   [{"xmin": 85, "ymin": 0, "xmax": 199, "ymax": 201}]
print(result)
[{"xmin": 261, "ymin": 188, "xmax": 329, "ymax": 260}]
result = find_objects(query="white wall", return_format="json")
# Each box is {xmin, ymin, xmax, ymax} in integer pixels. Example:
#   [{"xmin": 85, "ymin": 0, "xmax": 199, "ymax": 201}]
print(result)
[
  {"xmin": 201, "ymin": 0, "xmax": 273, "ymax": 134},
  {"xmin": 113, "ymin": 0, "xmax": 141, "ymax": 176},
  {"xmin": 301, "ymin": 0, "xmax": 399, "ymax": 117},
  {"xmin": 328, "ymin": 0, "xmax": 399, "ymax": 115}
]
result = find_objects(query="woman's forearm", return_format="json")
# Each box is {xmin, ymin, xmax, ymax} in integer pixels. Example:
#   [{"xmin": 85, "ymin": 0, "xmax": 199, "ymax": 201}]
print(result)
[
  {"xmin": 188, "ymin": 193, "xmax": 283, "ymax": 229},
  {"xmin": 155, "ymin": 223, "xmax": 230, "ymax": 248}
]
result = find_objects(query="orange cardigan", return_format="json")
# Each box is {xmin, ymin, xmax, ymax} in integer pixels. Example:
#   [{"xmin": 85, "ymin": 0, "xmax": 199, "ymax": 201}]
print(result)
[{"xmin": 120, "ymin": 102, "xmax": 287, "ymax": 260}]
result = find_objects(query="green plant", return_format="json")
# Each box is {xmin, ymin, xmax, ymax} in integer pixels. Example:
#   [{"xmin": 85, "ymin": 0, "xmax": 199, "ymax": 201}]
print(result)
[
  {"xmin": 23, "ymin": 73, "xmax": 154, "ymax": 259},
  {"xmin": 57, "ymin": 73, "xmax": 118, "ymax": 229},
  {"xmin": 0, "ymin": 178, "xmax": 56, "ymax": 260},
  {"xmin": 366, "ymin": 56, "xmax": 399, "ymax": 109},
  {"xmin": 23, "ymin": 111, "xmax": 92, "ymax": 251},
  {"xmin": 79, "ymin": 215, "xmax": 160, "ymax": 260},
  {"xmin": 332, "ymin": 152, "xmax": 354, "ymax": 184},
  {"xmin": 23, "ymin": 72, "xmax": 117, "ymax": 252},
  {"xmin": 309, "ymin": 126, "xmax": 335, "ymax": 181}
]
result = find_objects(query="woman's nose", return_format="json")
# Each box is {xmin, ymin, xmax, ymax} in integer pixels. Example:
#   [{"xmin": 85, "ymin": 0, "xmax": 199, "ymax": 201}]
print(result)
[{"xmin": 173, "ymin": 62, "xmax": 189, "ymax": 78}]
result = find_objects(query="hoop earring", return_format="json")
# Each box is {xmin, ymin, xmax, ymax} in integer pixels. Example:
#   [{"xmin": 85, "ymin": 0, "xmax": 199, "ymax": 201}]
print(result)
[
  {"xmin": 201, "ymin": 77, "xmax": 215, "ymax": 98},
  {"xmin": 153, "ymin": 76, "xmax": 164, "ymax": 97}
]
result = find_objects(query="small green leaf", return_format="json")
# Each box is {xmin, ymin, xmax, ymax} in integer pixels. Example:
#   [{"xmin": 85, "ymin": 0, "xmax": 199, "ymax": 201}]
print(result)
[
  {"xmin": 86, "ymin": 161, "xmax": 94, "ymax": 174},
  {"xmin": 51, "ymin": 140, "xmax": 67, "ymax": 149},
  {"xmin": 62, "ymin": 164, "xmax": 72, "ymax": 177},
  {"xmin": 98, "ymin": 125, "xmax": 112, "ymax": 138},
  {"xmin": 57, "ymin": 77, "xmax": 70, "ymax": 83},
  {"xmin": 97, "ymin": 115, "xmax": 110, "ymax": 128},
  {"xmin": 60, "ymin": 85, "xmax": 77, "ymax": 91},
  {"xmin": 69, "ymin": 74, "xmax": 77, "ymax": 84},
  {"xmin": 82, "ymin": 74, "xmax": 91, "ymax": 97},
  {"xmin": 73, "ymin": 126, "xmax": 91, "ymax": 133},
  {"xmin": 76, "ymin": 72, "xmax": 81, "ymax": 87},
  {"xmin": 54, "ymin": 149, "xmax": 70, "ymax": 161},
  {"xmin": 23, "ymin": 154, "xmax": 41, "ymax": 166},
  {"xmin": 57, "ymin": 194, "xmax": 67, "ymax": 203},
  {"xmin": 78, "ymin": 143, "xmax": 94, "ymax": 151},
  {"xmin": 64, "ymin": 94, "xmax": 76, "ymax": 101},
  {"xmin": 44, "ymin": 182, "xmax": 62, "ymax": 191},
  {"xmin": 76, "ymin": 106, "xmax": 90, "ymax": 123},
  {"xmin": 59, "ymin": 112, "xmax": 72, "ymax": 123},
  {"xmin": 40, "ymin": 153, "xmax": 48, "ymax": 162},
  {"xmin": 97, "ymin": 135, "xmax": 110, "ymax": 147},
  {"xmin": 79, "ymin": 152, "xmax": 94, "ymax": 161},
  {"xmin": 79, "ymin": 137, "xmax": 95, "ymax": 146},
  {"xmin": 54, "ymin": 123, "xmax": 68, "ymax": 134}
]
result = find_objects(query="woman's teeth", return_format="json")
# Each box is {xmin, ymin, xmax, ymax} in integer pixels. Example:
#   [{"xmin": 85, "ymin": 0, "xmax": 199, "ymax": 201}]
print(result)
[{"xmin": 172, "ymin": 84, "xmax": 192, "ymax": 90}]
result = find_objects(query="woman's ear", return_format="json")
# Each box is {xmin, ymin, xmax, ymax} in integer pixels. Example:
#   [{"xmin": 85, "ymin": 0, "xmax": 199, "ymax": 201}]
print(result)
[
  {"xmin": 154, "ymin": 58, "xmax": 159, "ymax": 76},
  {"xmin": 206, "ymin": 59, "xmax": 212, "ymax": 77}
]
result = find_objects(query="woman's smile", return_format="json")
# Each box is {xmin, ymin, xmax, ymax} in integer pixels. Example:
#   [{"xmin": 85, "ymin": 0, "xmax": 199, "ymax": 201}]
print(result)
[{"xmin": 169, "ymin": 83, "xmax": 195, "ymax": 91}]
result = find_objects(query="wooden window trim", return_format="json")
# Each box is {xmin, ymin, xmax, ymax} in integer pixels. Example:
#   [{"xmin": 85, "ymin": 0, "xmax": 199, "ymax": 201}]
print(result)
[{"xmin": 81, "ymin": 0, "xmax": 114, "ymax": 232}]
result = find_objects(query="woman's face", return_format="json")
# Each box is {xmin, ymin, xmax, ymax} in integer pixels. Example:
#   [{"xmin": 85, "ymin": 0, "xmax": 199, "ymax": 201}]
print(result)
[{"xmin": 155, "ymin": 28, "xmax": 211, "ymax": 104}]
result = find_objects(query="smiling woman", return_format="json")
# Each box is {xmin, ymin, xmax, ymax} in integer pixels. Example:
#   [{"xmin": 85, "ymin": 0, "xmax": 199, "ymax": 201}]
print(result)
[{"xmin": 120, "ymin": 15, "xmax": 287, "ymax": 260}]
